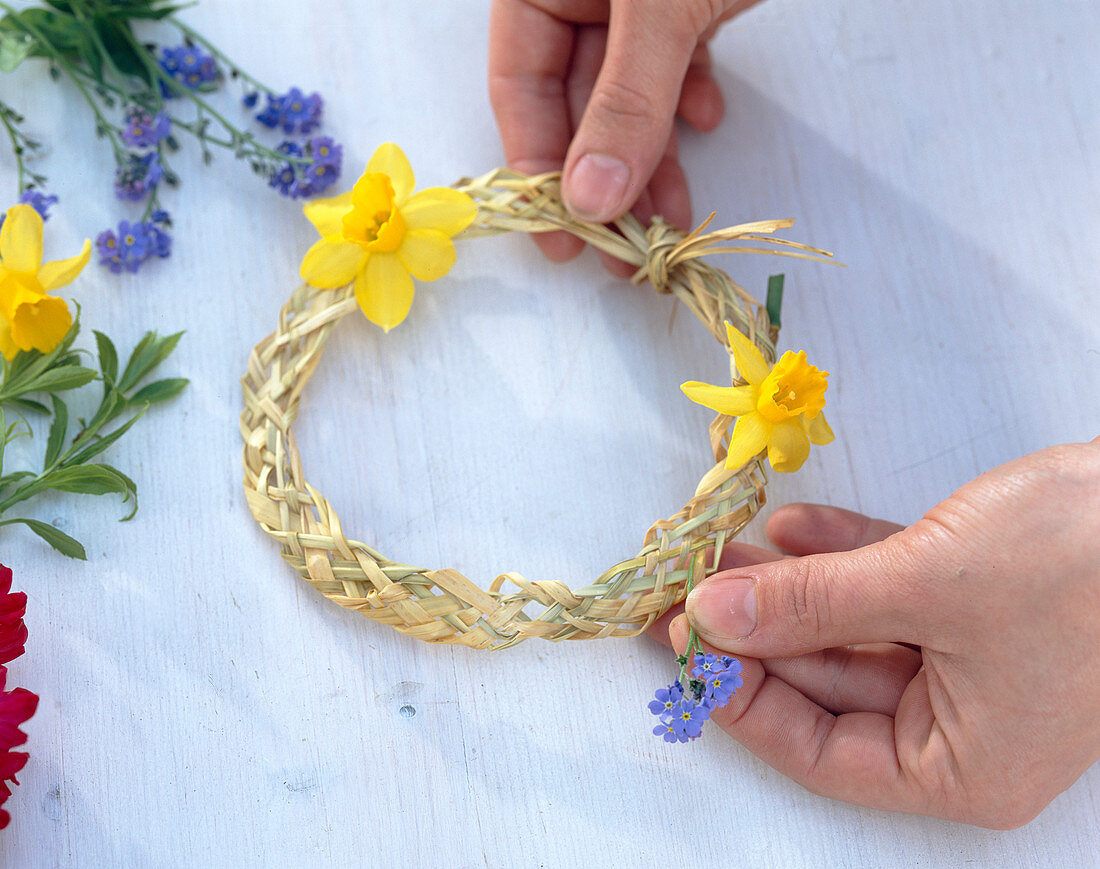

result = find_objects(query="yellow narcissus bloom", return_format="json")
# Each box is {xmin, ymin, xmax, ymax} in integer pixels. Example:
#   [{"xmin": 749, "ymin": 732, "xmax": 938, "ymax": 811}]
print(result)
[
  {"xmin": 682, "ymin": 322, "xmax": 834, "ymax": 473},
  {"xmin": 299, "ymin": 142, "xmax": 477, "ymax": 331},
  {"xmin": 0, "ymin": 204, "xmax": 91, "ymax": 360}
]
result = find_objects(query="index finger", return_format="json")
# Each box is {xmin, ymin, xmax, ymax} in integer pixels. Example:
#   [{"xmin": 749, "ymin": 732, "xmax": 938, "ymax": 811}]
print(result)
[{"xmin": 488, "ymin": 0, "xmax": 585, "ymax": 261}]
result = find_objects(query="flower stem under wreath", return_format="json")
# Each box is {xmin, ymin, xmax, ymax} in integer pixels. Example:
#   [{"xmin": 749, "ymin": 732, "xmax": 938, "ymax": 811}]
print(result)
[{"xmin": 676, "ymin": 554, "xmax": 705, "ymax": 684}]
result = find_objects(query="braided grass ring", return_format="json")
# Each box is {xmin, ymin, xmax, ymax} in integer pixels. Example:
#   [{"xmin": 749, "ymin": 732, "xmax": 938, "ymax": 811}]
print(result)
[{"xmin": 241, "ymin": 169, "xmax": 827, "ymax": 649}]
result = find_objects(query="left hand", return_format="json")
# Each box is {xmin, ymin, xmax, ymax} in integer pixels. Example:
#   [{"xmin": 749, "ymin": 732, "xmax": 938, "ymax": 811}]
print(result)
[{"xmin": 488, "ymin": 0, "xmax": 760, "ymax": 272}]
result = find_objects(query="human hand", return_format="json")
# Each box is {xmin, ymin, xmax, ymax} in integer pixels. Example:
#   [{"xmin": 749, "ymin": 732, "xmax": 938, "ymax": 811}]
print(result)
[
  {"xmin": 658, "ymin": 439, "xmax": 1100, "ymax": 828},
  {"xmin": 488, "ymin": 0, "xmax": 761, "ymax": 272}
]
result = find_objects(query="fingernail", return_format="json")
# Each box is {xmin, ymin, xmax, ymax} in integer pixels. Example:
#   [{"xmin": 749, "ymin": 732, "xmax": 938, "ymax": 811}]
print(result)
[
  {"xmin": 687, "ymin": 577, "xmax": 757, "ymax": 639},
  {"xmin": 565, "ymin": 153, "xmax": 630, "ymax": 223}
]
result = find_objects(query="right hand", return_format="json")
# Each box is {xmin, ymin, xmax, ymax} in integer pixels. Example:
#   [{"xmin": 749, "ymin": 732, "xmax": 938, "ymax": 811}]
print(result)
[{"xmin": 653, "ymin": 440, "xmax": 1100, "ymax": 828}]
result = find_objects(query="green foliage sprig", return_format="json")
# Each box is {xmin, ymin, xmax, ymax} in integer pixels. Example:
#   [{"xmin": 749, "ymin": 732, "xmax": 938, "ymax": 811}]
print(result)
[{"xmin": 0, "ymin": 314, "xmax": 186, "ymax": 558}]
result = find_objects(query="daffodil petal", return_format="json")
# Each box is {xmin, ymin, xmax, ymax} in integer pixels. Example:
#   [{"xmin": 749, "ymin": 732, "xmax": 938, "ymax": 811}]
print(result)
[
  {"xmin": 0, "ymin": 316, "xmax": 17, "ymax": 361},
  {"xmin": 724, "ymin": 321, "xmax": 771, "ymax": 385},
  {"xmin": 11, "ymin": 292, "xmax": 71, "ymax": 353},
  {"xmin": 0, "ymin": 204, "xmax": 43, "ymax": 274},
  {"xmin": 768, "ymin": 419, "xmax": 812, "ymax": 473},
  {"xmin": 398, "ymin": 229, "xmax": 455, "ymax": 282},
  {"xmin": 804, "ymin": 411, "xmax": 835, "ymax": 445},
  {"xmin": 403, "ymin": 187, "xmax": 477, "ymax": 236},
  {"xmin": 680, "ymin": 381, "xmax": 755, "ymax": 416},
  {"xmin": 724, "ymin": 412, "xmax": 770, "ymax": 470},
  {"xmin": 366, "ymin": 143, "xmax": 415, "ymax": 206},
  {"xmin": 303, "ymin": 191, "xmax": 354, "ymax": 238},
  {"xmin": 357, "ymin": 251, "xmax": 414, "ymax": 331},
  {"xmin": 38, "ymin": 239, "xmax": 91, "ymax": 291},
  {"xmin": 300, "ymin": 238, "xmax": 367, "ymax": 288}
]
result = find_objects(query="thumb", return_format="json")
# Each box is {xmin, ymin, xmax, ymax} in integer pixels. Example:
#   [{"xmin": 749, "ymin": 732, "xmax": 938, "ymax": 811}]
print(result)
[
  {"xmin": 561, "ymin": 0, "xmax": 705, "ymax": 223},
  {"xmin": 685, "ymin": 539, "xmax": 931, "ymax": 657}
]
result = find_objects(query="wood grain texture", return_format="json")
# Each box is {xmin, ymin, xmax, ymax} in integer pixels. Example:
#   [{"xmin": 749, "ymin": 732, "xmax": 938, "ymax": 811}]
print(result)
[{"xmin": 1, "ymin": 0, "xmax": 1098, "ymax": 865}]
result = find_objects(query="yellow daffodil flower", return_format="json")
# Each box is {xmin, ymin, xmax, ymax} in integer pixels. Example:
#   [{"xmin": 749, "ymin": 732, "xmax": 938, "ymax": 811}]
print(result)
[
  {"xmin": 0, "ymin": 204, "xmax": 91, "ymax": 360},
  {"xmin": 299, "ymin": 142, "xmax": 477, "ymax": 331},
  {"xmin": 682, "ymin": 322, "xmax": 834, "ymax": 473}
]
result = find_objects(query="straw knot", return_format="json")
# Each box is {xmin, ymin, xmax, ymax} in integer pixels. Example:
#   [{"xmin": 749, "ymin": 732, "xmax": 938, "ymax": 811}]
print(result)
[{"xmin": 636, "ymin": 217, "xmax": 686, "ymax": 295}]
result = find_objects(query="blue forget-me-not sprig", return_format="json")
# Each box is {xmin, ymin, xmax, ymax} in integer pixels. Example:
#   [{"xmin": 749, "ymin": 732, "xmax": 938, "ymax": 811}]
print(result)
[{"xmin": 649, "ymin": 653, "xmax": 744, "ymax": 743}]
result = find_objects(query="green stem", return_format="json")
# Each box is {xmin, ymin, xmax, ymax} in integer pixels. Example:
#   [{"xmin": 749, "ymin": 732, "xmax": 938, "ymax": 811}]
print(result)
[
  {"xmin": 677, "ymin": 554, "xmax": 704, "ymax": 685},
  {"xmin": 60, "ymin": 63, "xmax": 235, "ymax": 154},
  {"xmin": 140, "ymin": 173, "xmax": 164, "ymax": 220},
  {"xmin": 0, "ymin": 100, "xmax": 28, "ymax": 192},
  {"xmin": 163, "ymin": 115, "xmax": 232, "ymax": 148}
]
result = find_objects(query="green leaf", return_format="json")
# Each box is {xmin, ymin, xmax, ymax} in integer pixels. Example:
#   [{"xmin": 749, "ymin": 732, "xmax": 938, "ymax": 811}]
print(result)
[
  {"xmin": 9, "ymin": 8, "xmax": 88, "ymax": 60},
  {"xmin": 44, "ymin": 463, "xmax": 136, "ymax": 498},
  {"xmin": 78, "ymin": 31, "xmax": 103, "ymax": 80},
  {"xmin": 3, "ymin": 397, "xmax": 50, "ymax": 415},
  {"xmin": 26, "ymin": 364, "xmax": 98, "ymax": 393},
  {"xmin": 94, "ymin": 330, "xmax": 119, "ymax": 384},
  {"xmin": 43, "ymin": 463, "xmax": 139, "ymax": 521},
  {"xmin": 2, "ymin": 416, "xmax": 29, "ymax": 441},
  {"xmin": 3, "ymin": 333, "xmax": 79, "ymax": 385},
  {"xmin": 118, "ymin": 330, "xmax": 184, "ymax": 392},
  {"xmin": 0, "ymin": 408, "xmax": 7, "ymax": 476},
  {"xmin": 94, "ymin": 16, "xmax": 148, "ymax": 82},
  {"xmin": 3, "ymin": 517, "xmax": 87, "ymax": 560},
  {"xmin": 68, "ymin": 385, "xmax": 124, "ymax": 449},
  {"xmin": 128, "ymin": 377, "xmax": 188, "ymax": 407},
  {"xmin": 44, "ymin": 394, "xmax": 69, "ymax": 470},
  {"xmin": 0, "ymin": 30, "xmax": 32, "ymax": 72},
  {"xmin": 67, "ymin": 387, "xmax": 124, "ymax": 454}
]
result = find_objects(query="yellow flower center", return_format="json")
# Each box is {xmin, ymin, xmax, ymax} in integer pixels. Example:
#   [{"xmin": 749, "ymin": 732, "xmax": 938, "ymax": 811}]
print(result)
[
  {"xmin": 342, "ymin": 172, "xmax": 406, "ymax": 253},
  {"xmin": 756, "ymin": 350, "xmax": 828, "ymax": 423}
]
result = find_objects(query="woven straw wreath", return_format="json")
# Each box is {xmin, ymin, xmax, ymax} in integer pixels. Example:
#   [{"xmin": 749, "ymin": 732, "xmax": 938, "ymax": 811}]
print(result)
[{"xmin": 241, "ymin": 168, "xmax": 831, "ymax": 649}]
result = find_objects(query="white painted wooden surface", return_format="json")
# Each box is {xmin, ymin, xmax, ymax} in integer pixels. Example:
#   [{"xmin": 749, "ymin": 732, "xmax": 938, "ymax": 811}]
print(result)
[{"xmin": 2, "ymin": 0, "xmax": 1098, "ymax": 865}]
